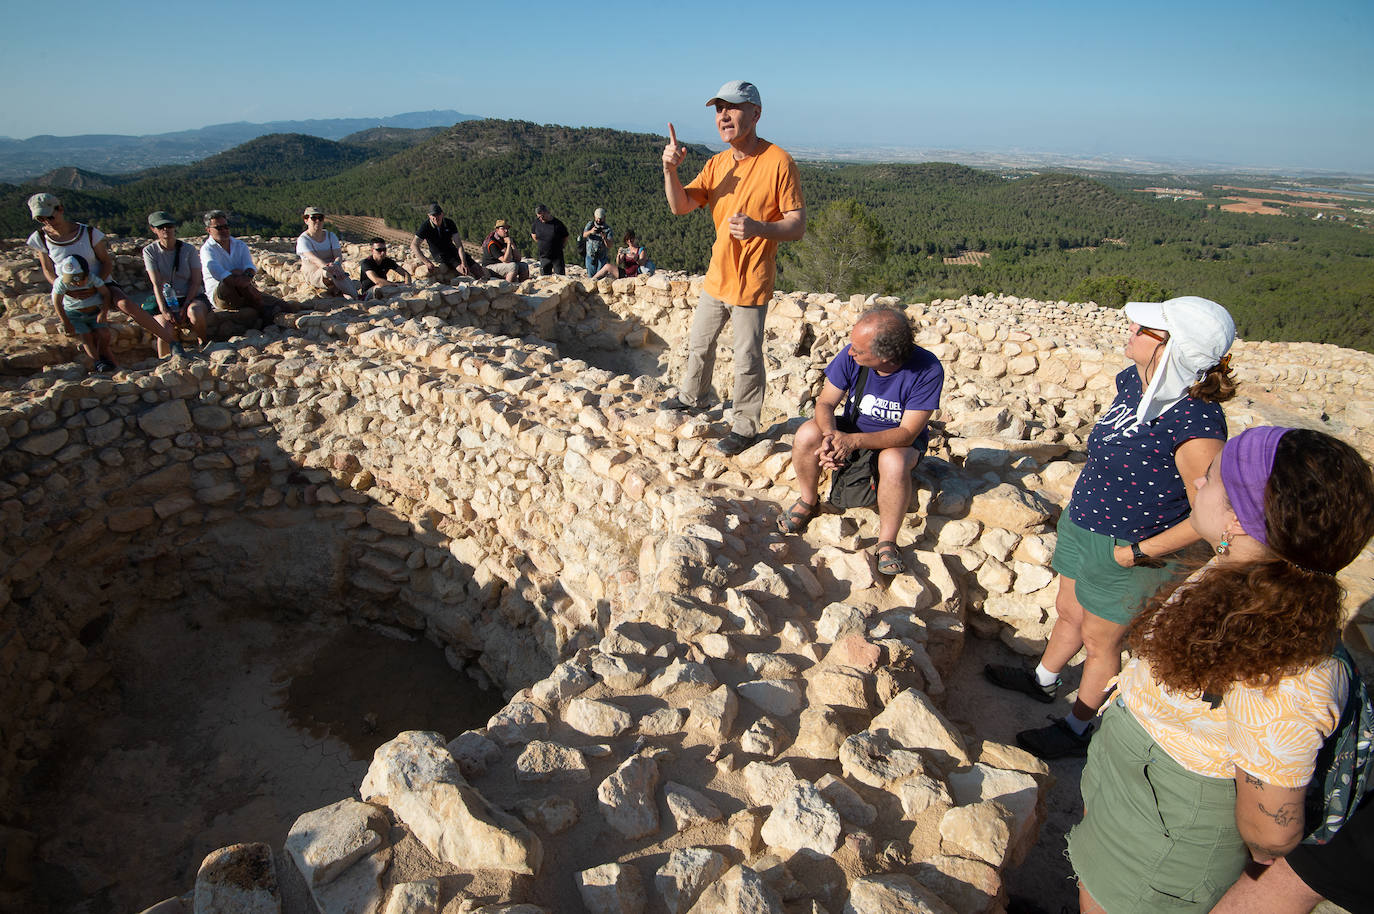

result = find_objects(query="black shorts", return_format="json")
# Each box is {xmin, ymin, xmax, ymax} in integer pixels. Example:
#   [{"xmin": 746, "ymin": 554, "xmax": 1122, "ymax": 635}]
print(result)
[{"xmin": 1286, "ymin": 795, "xmax": 1374, "ymax": 913}]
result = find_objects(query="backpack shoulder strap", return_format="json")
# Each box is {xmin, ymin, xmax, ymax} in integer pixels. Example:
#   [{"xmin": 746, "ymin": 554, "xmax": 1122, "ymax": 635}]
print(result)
[
  {"xmin": 172, "ymin": 239, "xmax": 183, "ymax": 272},
  {"xmin": 845, "ymin": 365, "xmax": 871, "ymax": 424}
]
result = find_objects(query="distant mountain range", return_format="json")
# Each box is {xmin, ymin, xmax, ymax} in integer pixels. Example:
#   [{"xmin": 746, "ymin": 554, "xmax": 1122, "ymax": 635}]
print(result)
[
  {"xmin": 2, "ymin": 118, "xmax": 1369, "ymax": 352},
  {"xmin": 0, "ymin": 111, "xmax": 478, "ymax": 182}
]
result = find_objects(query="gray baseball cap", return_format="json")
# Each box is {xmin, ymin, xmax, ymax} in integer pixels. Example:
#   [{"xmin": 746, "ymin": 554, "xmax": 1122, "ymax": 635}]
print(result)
[
  {"xmin": 148, "ymin": 211, "xmax": 177, "ymax": 227},
  {"xmin": 28, "ymin": 193, "xmax": 60, "ymax": 218},
  {"xmin": 706, "ymin": 80, "xmax": 761, "ymax": 107}
]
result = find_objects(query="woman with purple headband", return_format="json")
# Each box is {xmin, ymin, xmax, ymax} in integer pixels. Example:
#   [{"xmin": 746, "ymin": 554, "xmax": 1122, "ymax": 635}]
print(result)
[{"xmin": 1067, "ymin": 426, "xmax": 1374, "ymax": 913}]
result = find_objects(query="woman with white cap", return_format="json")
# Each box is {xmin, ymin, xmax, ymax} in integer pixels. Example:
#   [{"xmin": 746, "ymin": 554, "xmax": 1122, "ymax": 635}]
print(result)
[
  {"xmin": 985, "ymin": 296, "xmax": 1238, "ymax": 759},
  {"xmin": 26, "ymin": 192, "xmax": 184, "ymax": 356},
  {"xmin": 1068, "ymin": 426, "xmax": 1374, "ymax": 912},
  {"xmin": 296, "ymin": 207, "xmax": 360, "ymax": 300}
]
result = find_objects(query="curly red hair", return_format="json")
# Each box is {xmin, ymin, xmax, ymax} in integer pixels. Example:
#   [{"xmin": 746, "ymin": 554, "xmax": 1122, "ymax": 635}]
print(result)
[{"xmin": 1128, "ymin": 429, "xmax": 1374, "ymax": 694}]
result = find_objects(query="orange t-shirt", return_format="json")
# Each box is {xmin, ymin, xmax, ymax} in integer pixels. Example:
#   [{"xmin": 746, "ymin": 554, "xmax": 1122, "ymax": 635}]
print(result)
[{"xmin": 684, "ymin": 140, "xmax": 803, "ymax": 308}]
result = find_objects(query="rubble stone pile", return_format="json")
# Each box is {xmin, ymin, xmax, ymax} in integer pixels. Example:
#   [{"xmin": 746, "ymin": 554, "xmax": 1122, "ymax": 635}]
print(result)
[{"xmin": 1, "ymin": 237, "xmax": 1371, "ymax": 913}]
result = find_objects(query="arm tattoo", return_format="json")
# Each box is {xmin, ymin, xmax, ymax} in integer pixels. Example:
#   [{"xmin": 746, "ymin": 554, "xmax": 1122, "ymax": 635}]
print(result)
[
  {"xmin": 1257, "ymin": 800, "xmax": 1301, "ymax": 827},
  {"xmin": 1243, "ymin": 772, "xmax": 1265, "ymax": 789}
]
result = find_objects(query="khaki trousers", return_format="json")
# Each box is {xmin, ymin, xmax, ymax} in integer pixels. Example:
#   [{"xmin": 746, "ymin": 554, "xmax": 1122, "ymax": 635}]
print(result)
[{"xmin": 679, "ymin": 291, "xmax": 768, "ymax": 437}]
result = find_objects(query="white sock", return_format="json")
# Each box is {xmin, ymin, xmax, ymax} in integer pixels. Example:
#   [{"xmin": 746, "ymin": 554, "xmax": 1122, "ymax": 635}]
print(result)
[
  {"xmin": 1064, "ymin": 712, "xmax": 1094, "ymax": 736},
  {"xmin": 1034, "ymin": 663, "xmax": 1060, "ymax": 687}
]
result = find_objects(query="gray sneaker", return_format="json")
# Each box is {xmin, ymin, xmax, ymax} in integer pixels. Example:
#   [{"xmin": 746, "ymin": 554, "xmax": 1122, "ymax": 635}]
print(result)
[{"xmin": 983, "ymin": 663, "xmax": 1059, "ymax": 703}]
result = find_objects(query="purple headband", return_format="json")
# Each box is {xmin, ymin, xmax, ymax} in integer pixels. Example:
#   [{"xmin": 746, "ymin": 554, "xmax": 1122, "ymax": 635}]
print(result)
[{"xmin": 1219, "ymin": 426, "xmax": 1294, "ymax": 546}]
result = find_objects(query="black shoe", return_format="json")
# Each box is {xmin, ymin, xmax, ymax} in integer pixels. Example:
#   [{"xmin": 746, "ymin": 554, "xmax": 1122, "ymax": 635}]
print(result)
[
  {"xmin": 92, "ymin": 359, "xmax": 116, "ymax": 373},
  {"xmin": 984, "ymin": 664, "xmax": 1059, "ymax": 703},
  {"xmin": 714, "ymin": 432, "xmax": 757, "ymax": 456},
  {"xmin": 659, "ymin": 395, "xmax": 705, "ymax": 414},
  {"xmin": 1016, "ymin": 716, "xmax": 1093, "ymax": 760}
]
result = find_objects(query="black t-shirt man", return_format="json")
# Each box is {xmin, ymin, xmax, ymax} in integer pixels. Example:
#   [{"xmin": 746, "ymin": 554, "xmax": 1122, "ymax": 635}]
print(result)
[
  {"xmin": 358, "ymin": 255, "xmax": 403, "ymax": 295},
  {"xmin": 531, "ymin": 216, "xmax": 569, "ymax": 259},
  {"xmin": 531, "ymin": 215, "xmax": 569, "ymax": 275},
  {"xmin": 415, "ymin": 218, "xmax": 462, "ymax": 266}
]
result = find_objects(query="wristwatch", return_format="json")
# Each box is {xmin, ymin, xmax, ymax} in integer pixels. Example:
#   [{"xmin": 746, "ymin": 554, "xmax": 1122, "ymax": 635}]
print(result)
[{"xmin": 1130, "ymin": 542, "xmax": 1148, "ymax": 566}]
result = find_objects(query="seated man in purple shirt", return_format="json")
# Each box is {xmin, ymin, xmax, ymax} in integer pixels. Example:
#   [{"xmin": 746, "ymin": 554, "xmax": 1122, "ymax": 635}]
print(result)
[{"xmin": 778, "ymin": 308, "xmax": 944, "ymax": 575}]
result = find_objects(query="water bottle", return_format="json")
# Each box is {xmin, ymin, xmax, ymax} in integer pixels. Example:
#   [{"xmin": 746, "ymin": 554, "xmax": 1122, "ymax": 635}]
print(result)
[{"xmin": 162, "ymin": 283, "xmax": 179, "ymax": 315}]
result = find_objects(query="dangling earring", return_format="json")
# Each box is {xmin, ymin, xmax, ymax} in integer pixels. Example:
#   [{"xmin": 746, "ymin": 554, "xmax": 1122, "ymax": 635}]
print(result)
[{"xmin": 1216, "ymin": 533, "xmax": 1230, "ymax": 556}]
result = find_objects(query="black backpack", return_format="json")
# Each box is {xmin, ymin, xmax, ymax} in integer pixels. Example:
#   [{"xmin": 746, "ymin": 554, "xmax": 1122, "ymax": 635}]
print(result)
[{"xmin": 828, "ymin": 367, "xmax": 880, "ymax": 509}]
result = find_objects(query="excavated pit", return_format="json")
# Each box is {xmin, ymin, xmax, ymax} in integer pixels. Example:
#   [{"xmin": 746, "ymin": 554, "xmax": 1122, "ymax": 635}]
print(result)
[{"xmin": 4, "ymin": 254, "xmax": 1371, "ymax": 914}]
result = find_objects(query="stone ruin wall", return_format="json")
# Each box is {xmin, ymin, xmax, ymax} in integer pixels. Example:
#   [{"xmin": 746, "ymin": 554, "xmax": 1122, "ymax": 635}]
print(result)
[{"xmin": 2, "ymin": 238, "xmax": 1374, "ymax": 912}]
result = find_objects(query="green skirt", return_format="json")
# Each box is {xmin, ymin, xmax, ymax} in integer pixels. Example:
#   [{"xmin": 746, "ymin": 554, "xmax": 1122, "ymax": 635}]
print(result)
[{"xmin": 1067, "ymin": 702, "xmax": 1248, "ymax": 912}]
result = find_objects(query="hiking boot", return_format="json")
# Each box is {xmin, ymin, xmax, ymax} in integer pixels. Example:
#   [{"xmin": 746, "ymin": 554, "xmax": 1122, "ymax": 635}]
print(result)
[
  {"xmin": 1016, "ymin": 716, "xmax": 1094, "ymax": 760},
  {"xmin": 659, "ymin": 395, "xmax": 706, "ymax": 414},
  {"xmin": 92, "ymin": 359, "xmax": 116, "ymax": 373},
  {"xmin": 983, "ymin": 664, "xmax": 1059, "ymax": 703},
  {"xmin": 714, "ymin": 432, "xmax": 757, "ymax": 456}
]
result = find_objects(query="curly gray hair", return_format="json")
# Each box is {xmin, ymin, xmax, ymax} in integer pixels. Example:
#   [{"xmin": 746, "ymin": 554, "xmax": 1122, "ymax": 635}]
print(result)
[
  {"xmin": 203, "ymin": 209, "xmax": 228, "ymax": 227},
  {"xmin": 857, "ymin": 308, "xmax": 914, "ymax": 363}
]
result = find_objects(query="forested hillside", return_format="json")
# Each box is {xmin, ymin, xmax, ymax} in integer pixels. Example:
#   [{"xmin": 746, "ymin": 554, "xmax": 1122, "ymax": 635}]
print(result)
[{"xmin": 2, "ymin": 119, "xmax": 1371, "ymax": 351}]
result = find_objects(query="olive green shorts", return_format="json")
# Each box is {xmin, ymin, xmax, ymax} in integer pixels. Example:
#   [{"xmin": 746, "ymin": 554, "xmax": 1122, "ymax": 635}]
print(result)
[
  {"xmin": 1068, "ymin": 702, "xmax": 1248, "ymax": 912},
  {"xmin": 1051, "ymin": 512, "xmax": 1179, "ymax": 625}
]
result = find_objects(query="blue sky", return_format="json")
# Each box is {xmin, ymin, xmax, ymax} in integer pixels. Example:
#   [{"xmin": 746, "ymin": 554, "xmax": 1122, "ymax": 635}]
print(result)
[{"xmin": 4, "ymin": 0, "xmax": 1371, "ymax": 173}]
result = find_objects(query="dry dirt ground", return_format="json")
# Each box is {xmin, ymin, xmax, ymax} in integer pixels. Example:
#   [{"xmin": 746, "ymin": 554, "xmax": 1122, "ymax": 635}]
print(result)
[{"xmin": 18, "ymin": 602, "xmax": 504, "ymax": 914}]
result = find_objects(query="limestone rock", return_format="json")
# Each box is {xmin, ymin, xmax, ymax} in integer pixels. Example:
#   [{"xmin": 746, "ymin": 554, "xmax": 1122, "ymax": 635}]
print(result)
[
  {"xmin": 839, "ymin": 732, "xmax": 927, "ymax": 790},
  {"xmin": 447, "ymin": 730, "xmax": 500, "ymax": 779},
  {"xmin": 486, "ymin": 701, "xmax": 550, "ymax": 746},
  {"xmin": 649, "ymin": 659, "xmax": 717, "ymax": 696},
  {"xmin": 742, "ymin": 760, "xmax": 800, "ymax": 807},
  {"xmin": 139, "ymin": 399, "xmax": 194, "ymax": 438},
  {"xmin": 656, "ymin": 847, "xmax": 727, "ymax": 914},
  {"xmin": 384, "ymin": 880, "xmax": 440, "ymax": 914},
  {"xmin": 686, "ymin": 684, "xmax": 737, "ymax": 740},
  {"xmin": 360, "ymin": 731, "xmax": 541, "ymax": 874},
  {"xmin": 792, "ymin": 706, "xmax": 851, "ymax": 759},
  {"xmin": 597, "ymin": 754, "xmax": 661, "ymax": 839},
  {"xmin": 947, "ymin": 763, "xmax": 1043, "ymax": 867},
  {"xmin": 285, "ymin": 799, "xmax": 385, "ymax": 887},
  {"xmin": 740, "ymin": 717, "xmax": 787, "ymax": 757},
  {"xmin": 910, "ymin": 855, "xmax": 1001, "ymax": 914},
  {"xmin": 685, "ymin": 865, "xmax": 783, "ymax": 914},
  {"xmin": 664, "ymin": 781, "xmax": 724, "ymax": 830},
  {"xmin": 566, "ymin": 697, "xmax": 634, "ymax": 738},
  {"xmin": 516, "ymin": 795, "xmax": 580, "ymax": 834},
  {"xmin": 898, "ymin": 775, "xmax": 952, "ymax": 818},
  {"xmin": 576, "ymin": 862, "xmax": 646, "ymax": 914},
  {"xmin": 816, "ymin": 773, "xmax": 877, "ymax": 826},
  {"xmin": 868, "ymin": 689, "xmax": 970, "ymax": 769},
  {"xmin": 531, "ymin": 659, "xmax": 595, "ymax": 704},
  {"xmin": 938, "ymin": 800, "xmax": 1013, "ymax": 866},
  {"xmin": 640, "ymin": 707, "xmax": 687, "ymax": 736},
  {"xmin": 736, "ymin": 679, "xmax": 804, "ymax": 717},
  {"xmin": 515, "ymin": 740, "xmax": 589, "ymax": 782},
  {"xmin": 194, "ymin": 843, "xmax": 279, "ymax": 914},
  {"xmin": 760, "ymin": 782, "xmax": 841, "ymax": 855},
  {"xmin": 842, "ymin": 874, "xmax": 957, "ymax": 914}
]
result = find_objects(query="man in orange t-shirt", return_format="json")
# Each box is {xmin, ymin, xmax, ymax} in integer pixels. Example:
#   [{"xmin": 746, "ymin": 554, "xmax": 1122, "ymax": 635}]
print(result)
[{"xmin": 661, "ymin": 79, "xmax": 806, "ymax": 456}]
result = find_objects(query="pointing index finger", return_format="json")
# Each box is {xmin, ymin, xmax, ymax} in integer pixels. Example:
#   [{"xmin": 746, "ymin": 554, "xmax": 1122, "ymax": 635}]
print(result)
[{"xmin": 668, "ymin": 123, "xmax": 678, "ymax": 146}]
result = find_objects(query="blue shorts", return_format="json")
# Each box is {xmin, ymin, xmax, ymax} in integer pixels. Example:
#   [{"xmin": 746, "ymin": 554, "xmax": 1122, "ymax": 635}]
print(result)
[{"xmin": 63, "ymin": 306, "xmax": 105, "ymax": 335}]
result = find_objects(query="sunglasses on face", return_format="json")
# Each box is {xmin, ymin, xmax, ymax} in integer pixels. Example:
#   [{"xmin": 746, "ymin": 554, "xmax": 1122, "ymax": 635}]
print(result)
[
  {"xmin": 307, "ymin": 214, "xmax": 325, "ymax": 221},
  {"xmin": 210, "ymin": 223, "xmax": 229, "ymax": 231},
  {"xmin": 1134, "ymin": 325, "xmax": 1168, "ymax": 343}
]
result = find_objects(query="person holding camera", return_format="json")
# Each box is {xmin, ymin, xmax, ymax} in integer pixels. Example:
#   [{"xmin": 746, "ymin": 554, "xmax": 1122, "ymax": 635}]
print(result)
[{"xmin": 582, "ymin": 207, "xmax": 615, "ymax": 277}]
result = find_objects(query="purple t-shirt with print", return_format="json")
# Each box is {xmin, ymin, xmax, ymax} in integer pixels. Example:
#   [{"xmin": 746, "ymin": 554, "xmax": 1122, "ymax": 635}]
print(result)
[
  {"xmin": 824, "ymin": 344, "xmax": 944, "ymax": 449},
  {"xmin": 1069, "ymin": 366, "xmax": 1227, "ymax": 541}
]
